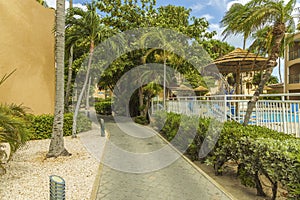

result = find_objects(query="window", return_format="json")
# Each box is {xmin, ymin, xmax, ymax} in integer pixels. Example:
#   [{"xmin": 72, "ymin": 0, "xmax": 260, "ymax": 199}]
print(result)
[{"xmin": 289, "ymin": 41, "xmax": 300, "ymax": 61}]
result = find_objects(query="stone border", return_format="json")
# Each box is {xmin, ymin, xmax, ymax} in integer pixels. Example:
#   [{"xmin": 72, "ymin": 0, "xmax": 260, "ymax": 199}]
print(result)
[{"xmin": 89, "ymin": 130, "xmax": 110, "ymax": 200}]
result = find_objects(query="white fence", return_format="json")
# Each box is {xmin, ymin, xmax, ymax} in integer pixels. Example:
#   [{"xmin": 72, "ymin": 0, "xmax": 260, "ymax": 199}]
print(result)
[{"xmin": 151, "ymin": 93, "xmax": 300, "ymax": 137}]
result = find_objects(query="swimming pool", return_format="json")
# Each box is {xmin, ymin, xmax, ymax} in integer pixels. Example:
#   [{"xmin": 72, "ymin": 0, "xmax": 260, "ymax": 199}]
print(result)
[{"xmin": 232, "ymin": 111, "xmax": 300, "ymax": 123}]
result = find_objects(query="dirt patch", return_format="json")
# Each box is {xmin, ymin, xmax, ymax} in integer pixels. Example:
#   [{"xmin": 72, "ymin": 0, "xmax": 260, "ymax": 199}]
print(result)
[{"xmin": 194, "ymin": 161, "xmax": 288, "ymax": 200}]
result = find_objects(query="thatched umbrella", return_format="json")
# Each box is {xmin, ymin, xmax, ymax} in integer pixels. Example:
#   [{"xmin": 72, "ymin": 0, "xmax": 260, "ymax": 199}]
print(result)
[
  {"xmin": 169, "ymin": 84, "xmax": 193, "ymax": 91},
  {"xmin": 193, "ymin": 85, "xmax": 209, "ymax": 92},
  {"xmin": 169, "ymin": 84, "xmax": 194, "ymax": 97},
  {"xmin": 205, "ymin": 48, "xmax": 269, "ymax": 94}
]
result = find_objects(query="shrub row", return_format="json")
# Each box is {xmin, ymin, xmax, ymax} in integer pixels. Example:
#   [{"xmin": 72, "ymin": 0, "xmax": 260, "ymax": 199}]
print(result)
[
  {"xmin": 151, "ymin": 111, "xmax": 300, "ymax": 199},
  {"xmin": 95, "ymin": 99, "xmax": 112, "ymax": 115},
  {"xmin": 28, "ymin": 113, "xmax": 92, "ymax": 140}
]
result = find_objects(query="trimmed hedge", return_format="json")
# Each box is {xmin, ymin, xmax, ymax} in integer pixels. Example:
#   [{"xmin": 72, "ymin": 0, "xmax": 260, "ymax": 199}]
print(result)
[
  {"xmin": 95, "ymin": 100, "xmax": 112, "ymax": 115},
  {"xmin": 29, "ymin": 113, "xmax": 92, "ymax": 140},
  {"xmin": 151, "ymin": 111, "xmax": 300, "ymax": 199}
]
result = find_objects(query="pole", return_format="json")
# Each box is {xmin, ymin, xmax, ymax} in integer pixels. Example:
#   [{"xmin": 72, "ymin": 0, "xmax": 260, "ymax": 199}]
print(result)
[{"xmin": 163, "ymin": 50, "xmax": 166, "ymax": 110}]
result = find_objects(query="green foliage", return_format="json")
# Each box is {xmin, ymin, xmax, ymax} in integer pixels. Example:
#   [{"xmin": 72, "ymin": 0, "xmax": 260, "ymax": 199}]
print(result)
[
  {"xmin": 252, "ymin": 72, "xmax": 279, "ymax": 86},
  {"xmin": 201, "ymin": 39, "xmax": 235, "ymax": 60},
  {"xmin": 95, "ymin": 100, "xmax": 112, "ymax": 115},
  {"xmin": 29, "ymin": 113, "xmax": 91, "ymax": 140},
  {"xmin": 0, "ymin": 104, "xmax": 32, "ymax": 174},
  {"xmin": 134, "ymin": 116, "xmax": 149, "ymax": 125},
  {"xmin": 0, "ymin": 104, "xmax": 31, "ymax": 151},
  {"xmin": 151, "ymin": 111, "xmax": 300, "ymax": 199}
]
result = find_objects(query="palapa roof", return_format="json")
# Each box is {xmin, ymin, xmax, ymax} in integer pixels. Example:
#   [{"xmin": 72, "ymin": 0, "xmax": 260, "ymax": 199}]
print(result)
[
  {"xmin": 169, "ymin": 84, "xmax": 193, "ymax": 91},
  {"xmin": 193, "ymin": 85, "xmax": 208, "ymax": 92},
  {"xmin": 206, "ymin": 48, "xmax": 269, "ymax": 73}
]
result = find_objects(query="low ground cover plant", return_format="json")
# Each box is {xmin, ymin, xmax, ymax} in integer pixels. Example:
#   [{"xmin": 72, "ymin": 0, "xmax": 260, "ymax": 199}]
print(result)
[{"xmin": 151, "ymin": 111, "xmax": 300, "ymax": 200}]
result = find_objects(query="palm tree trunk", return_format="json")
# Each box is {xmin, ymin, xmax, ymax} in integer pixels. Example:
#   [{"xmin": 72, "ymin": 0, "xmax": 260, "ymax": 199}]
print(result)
[
  {"xmin": 64, "ymin": 0, "xmax": 73, "ymax": 112},
  {"xmin": 72, "ymin": 40, "xmax": 94, "ymax": 137},
  {"xmin": 47, "ymin": 0, "xmax": 70, "ymax": 158},
  {"xmin": 243, "ymin": 23, "xmax": 285, "ymax": 125},
  {"xmin": 163, "ymin": 50, "xmax": 166, "ymax": 109},
  {"xmin": 243, "ymin": 37, "xmax": 246, "ymax": 50},
  {"xmin": 85, "ymin": 76, "xmax": 91, "ymax": 116},
  {"xmin": 278, "ymin": 58, "xmax": 282, "ymax": 83},
  {"xmin": 65, "ymin": 44, "xmax": 73, "ymax": 111},
  {"xmin": 139, "ymin": 87, "xmax": 144, "ymax": 116}
]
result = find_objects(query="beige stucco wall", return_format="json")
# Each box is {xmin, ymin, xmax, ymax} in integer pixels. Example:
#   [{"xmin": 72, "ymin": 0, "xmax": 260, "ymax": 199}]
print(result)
[
  {"xmin": 0, "ymin": 0, "xmax": 55, "ymax": 114},
  {"xmin": 285, "ymin": 32, "xmax": 300, "ymax": 93}
]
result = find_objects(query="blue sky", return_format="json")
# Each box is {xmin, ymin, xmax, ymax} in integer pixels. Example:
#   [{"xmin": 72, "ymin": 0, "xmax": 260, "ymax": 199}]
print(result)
[{"xmin": 45, "ymin": 0, "xmax": 300, "ymax": 80}]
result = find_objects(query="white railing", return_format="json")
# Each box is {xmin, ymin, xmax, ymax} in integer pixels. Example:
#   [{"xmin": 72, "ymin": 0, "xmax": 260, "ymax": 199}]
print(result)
[{"xmin": 151, "ymin": 93, "xmax": 300, "ymax": 137}]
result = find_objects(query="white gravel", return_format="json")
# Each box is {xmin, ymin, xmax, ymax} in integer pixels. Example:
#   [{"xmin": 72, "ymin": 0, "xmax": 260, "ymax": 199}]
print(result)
[{"xmin": 0, "ymin": 136, "xmax": 99, "ymax": 200}]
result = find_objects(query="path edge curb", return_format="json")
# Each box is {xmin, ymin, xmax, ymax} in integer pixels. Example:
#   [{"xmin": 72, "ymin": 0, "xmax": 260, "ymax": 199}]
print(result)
[{"xmin": 89, "ymin": 129, "xmax": 110, "ymax": 200}]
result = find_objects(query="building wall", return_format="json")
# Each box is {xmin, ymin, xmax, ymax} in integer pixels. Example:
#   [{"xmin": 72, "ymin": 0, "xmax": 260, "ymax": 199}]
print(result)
[
  {"xmin": 285, "ymin": 32, "xmax": 300, "ymax": 93},
  {"xmin": 0, "ymin": 0, "xmax": 55, "ymax": 114}
]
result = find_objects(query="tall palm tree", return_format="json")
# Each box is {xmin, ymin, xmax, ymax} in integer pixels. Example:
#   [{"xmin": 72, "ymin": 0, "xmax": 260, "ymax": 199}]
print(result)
[
  {"xmin": 47, "ymin": 0, "xmax": 70, "ymax": 158},
  {"xmin": 222, "ymin": 0, "xmax": 296, "ymax": 198},
  {"xmin": 70, "ymin": 1, "xmax": 112, "ymax": 137},
  {"xmin": 222, "ymin": 0, "xmax": 296, "ymax": 126},
  {"xmin": 64, "ymin": 0, "xmax": 74, "ymax": 111},
  {"xmin": 249, "ymin": 26, "xmax": 293, "ymax": 83}
]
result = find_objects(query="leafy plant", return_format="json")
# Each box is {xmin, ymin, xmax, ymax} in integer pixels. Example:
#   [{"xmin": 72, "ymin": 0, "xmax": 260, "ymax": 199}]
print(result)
[
  {"xmin": 29, "ymin": 113, "xmax": 91, "ymax": 140},
  {"xmin": 151, "ymin": 111, "xmax": 300, "ymax": 199},
  {"xmin": 0, "ymin": 104, "xmax": 31, "ymax": 174},
  {"xmin": 134, "ymin": 116, "xmax": 149, "ymax": 125},
  {"xmin": 95, "ymin": 101, "xmax": 112, "ymax": 115}
]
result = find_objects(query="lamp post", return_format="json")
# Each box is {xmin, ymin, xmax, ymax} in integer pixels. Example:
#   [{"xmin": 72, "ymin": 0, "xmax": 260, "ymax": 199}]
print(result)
[{"xmin": 49, "ymin": 175, "xmax": 65, "ymax": 200}]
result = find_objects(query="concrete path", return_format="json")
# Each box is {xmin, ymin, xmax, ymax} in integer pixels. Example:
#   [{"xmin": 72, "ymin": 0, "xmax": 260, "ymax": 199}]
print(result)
[
  {"xmin": 78, "ymin": 109, "xmax": 107, "ymax": 163},
  {"xmin": 95, "ymin": 116, "xmax": 233, "ymax": 200}
]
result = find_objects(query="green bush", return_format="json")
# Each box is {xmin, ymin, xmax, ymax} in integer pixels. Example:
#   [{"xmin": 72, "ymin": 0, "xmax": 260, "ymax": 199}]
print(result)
[
  {"xmin": 151, "ymin": 111, "xmax": 300, "ymax": 199},
  {"xmin": 29, "ymin": 113, "xmax": 92, "ymax": 140},
  {"xmin": 95, "ymin": 101, "xmax": 112, "ymax": 115},
  {"xmin": 134, "ymin": 116, "xmax": 149, "ymax": 125}
]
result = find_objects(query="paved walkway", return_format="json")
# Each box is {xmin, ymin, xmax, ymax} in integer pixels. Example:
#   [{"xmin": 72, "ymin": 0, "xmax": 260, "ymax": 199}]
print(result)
[
  {"xmin": 78, "ymin": 109, "xmax": 107, "ymax": 163},
  {"xmin": 95, "ymin": 116, "xmax": 233, "ymax": 200}
]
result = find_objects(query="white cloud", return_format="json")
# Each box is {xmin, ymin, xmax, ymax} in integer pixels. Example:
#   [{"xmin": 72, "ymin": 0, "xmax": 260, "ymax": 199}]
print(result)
[
  {"xmin": 45, "ymin": 0, "xmax": 86, "ymax": 10},
  {"xmin": 190, "ymin": 3, "xmax": 205, "ymax": 12},
  {"xmin": 209, "ymin": 23, "xmax": 225, "ymax": 40},
  {"xmin": 45, "ymin": 0, "xmax": 55, "ymax": 8},
  {"xmin": 226, "ymin": 0, "xmax": 250, "ymax": 11},
  {"xmin": 201, "ymin": 14, "xmax": 214, "ymax": 21},
  {"xmin": 206, "ymin": 0, "xmax": 227, "ymax": 11}
]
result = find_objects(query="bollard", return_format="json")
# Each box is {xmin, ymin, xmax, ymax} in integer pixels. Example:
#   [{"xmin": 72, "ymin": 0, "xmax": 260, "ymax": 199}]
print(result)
[
  {"xmin": 50, "ymin": 175, "xmax": 65, "ymax": 200},
  {"xmin": 100, "ymin": 118, "xmax": 105, "ymax": 137}
]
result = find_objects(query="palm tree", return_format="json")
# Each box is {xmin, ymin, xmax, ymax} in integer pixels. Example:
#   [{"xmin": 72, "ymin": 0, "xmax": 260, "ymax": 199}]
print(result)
[
  {"xmin": 64, "ymin": 0, "xmax": 74, "ymax": 111},
  {"xmin": 70, "ymin": 1, "xmax": 112, "ymax": 137},
  {"xmin": 47, "ymin": 0, "xmax": 70, "ymax": 158},
  {"xmin": 222, "ymin": 0, "xmax": 296, "ymax": 124},
  {"xmin": 222, "ymin": 0, "xmax": 296, "ymax": 198},
  {"xmin": 249, "ymin": 26, "xmax": 293, "ymax": 83},
  {"xmin": 221, "ymin": 3, "xmax": 252, "ymax": 49}
]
